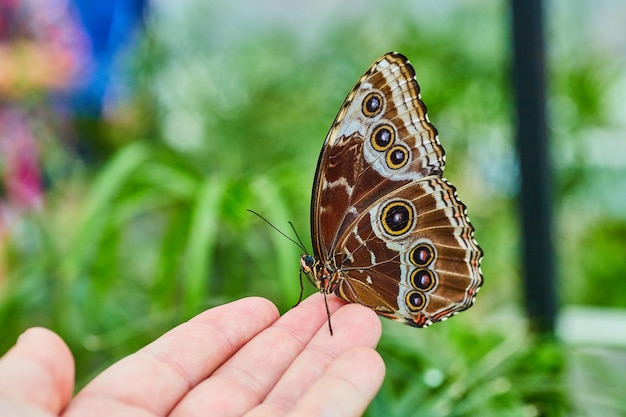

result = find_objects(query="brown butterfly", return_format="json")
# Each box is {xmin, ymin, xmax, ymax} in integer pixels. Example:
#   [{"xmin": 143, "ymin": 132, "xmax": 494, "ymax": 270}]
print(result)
[{"xmin": 299, "ymin": 52, "xmax": 483, "ymax": 333}]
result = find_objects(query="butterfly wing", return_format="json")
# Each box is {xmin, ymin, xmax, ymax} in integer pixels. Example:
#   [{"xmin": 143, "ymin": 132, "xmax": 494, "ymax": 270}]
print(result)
[
  {"xmin": 311, "ymin": 52, "xmax": 445, "ymax": 262},
  {"xmin": 311, "ymin": 52, "xmax": 483, "ymax": 326},
  {"xmin": 334, "ymin": 177, "xmax": 483, "ymax": 327}
]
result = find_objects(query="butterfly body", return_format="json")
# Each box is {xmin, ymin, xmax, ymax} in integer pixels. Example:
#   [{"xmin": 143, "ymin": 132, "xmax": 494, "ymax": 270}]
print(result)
[{"xmin": 302, "ymin": 52, "xmax": 483, "ymax": 328}]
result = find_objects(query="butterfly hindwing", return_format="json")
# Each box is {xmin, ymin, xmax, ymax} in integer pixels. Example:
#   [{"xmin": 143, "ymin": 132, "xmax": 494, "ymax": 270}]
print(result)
[{"xmin": 334, "ymin": 177, "xmax": 483, "ymax": 327}]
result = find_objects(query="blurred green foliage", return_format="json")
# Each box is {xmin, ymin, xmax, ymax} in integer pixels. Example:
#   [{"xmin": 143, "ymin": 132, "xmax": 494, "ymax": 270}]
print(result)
[{"xmin": 1, "ymin": 0, "xmax": 625, "ymax": 415}]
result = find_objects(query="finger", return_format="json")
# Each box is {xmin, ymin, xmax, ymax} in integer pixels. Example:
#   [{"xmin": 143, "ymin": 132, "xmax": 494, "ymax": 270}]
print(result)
[
  {"xmin": 171, "ymin": 292, "xmax": 346, "ymax": 417},
  {"xmin": 0, "ymin": 327, "xmax": 74, "ymax": 414},
  {"xmin": 285, "ymin": 346, "xmax": 385, "ymax": 417},
  {"xmin": 245, "ymin": 302, "xmax": 382, "ymax": 416},
  {"xmin": 64, "ymin": 297, "xmax": 279, "ymax": 416}
]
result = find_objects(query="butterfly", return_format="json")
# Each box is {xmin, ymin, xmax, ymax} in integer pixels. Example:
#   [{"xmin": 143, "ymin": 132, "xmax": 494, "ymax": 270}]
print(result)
[{"xmin": 299, "ymin": 52, "xmax": 483, "ymax": 333}]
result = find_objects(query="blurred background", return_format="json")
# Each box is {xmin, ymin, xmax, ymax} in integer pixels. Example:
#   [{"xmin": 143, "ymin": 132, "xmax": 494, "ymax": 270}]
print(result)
[{"xmin": 1, "ymin": 0, "xmax": 625, "ymax": 415}]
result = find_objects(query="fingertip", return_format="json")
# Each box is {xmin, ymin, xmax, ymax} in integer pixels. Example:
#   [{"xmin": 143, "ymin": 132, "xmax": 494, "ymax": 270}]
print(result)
[
  {"xmin": 285, "ymin": 346, "xmax": 385, "ymax": 417},
  {"xmin": 301, "ymin": 292, "xmax": 347, "ymax": 312},
  {"xmin": 238, "ymin": 296, "xmax": 281, "ymax": 320},
  {"xmin": 17, "ymin": 327, "xmax": 75, "ymax": 379},
  {"xmin": 17, "ymin": 327, "xmax": 63, "ymax": 346},
  {"xmin": 331, "ymin": 302, "xmax": 382, "ymax": 345},
  {"xmin": 195, "ymin": 296, "xmax": 280, "ymax": 331},
  {"xmin": 332, "ymin": 346, "xmax": 386, "ymax": 405},
  {"xmin": 341, "ymin": 346, "xmax": 386, "ymax": 384},
  {"xmin": 0, "ymin": 327, "xmax": 74, "ymax": 413}
]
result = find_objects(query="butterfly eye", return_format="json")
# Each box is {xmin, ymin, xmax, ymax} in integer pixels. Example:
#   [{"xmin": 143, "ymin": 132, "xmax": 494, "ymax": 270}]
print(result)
[
  {"xmin": 386, "ymin": 145, "xmax": 409, "ymax": 170},
  {"xmin": 362, "ymin": 92, "xmax": 384, "ymax": 117},
  {"xmin": 304, "ymin": 255, "xmax": 315, "ymax": 268},
  {"xmin": 381, "ymin": 201, "xmax": 414, "ymax": 236},
  {"xmin": 371, "ymin": 124, "xmax": 395, "ymax": 151}
]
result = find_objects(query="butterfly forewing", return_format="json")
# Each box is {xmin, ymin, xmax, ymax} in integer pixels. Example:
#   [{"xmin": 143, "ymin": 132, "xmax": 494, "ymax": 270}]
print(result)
[
  {"xmin": 308, "ymin": 52, "xmax": 482, "ymax": 328},
  {"xmin": 311, "ymin": 53, "xmax": 444, "ymax": 257}
]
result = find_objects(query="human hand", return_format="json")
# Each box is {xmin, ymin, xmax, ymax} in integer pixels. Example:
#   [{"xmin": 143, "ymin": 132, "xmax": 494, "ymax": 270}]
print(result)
[{"xmin": 0, "ymin": 293, "xmax": 384, "ymax": 416}]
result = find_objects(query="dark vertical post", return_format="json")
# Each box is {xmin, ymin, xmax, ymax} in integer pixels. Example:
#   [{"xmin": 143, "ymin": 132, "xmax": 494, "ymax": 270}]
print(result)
[{"xmin": 510, "ymin": 0, "xmax": 557, "ymax": 334}]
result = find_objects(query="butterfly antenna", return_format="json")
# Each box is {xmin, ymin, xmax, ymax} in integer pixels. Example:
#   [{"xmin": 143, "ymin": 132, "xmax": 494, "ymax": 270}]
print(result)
[
  {"xmin": 246, "ymin": 209, "xmax": 307, "ymax": 253},
  {"xmin": 288, "ymin": 221, "xmax": 311, "ymax": 254}
]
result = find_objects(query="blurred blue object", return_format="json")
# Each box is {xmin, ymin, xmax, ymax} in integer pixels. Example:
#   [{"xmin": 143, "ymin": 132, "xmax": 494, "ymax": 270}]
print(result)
[{"xmin": 70, "ymin": 0, "xmax": 147, "ymax": 117}]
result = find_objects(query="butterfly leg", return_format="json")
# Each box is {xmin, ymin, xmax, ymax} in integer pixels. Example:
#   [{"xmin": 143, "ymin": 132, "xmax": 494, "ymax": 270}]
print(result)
[
  {"xmin": 292, "ymin": 267, "xmax": 306, "ymax": 309},
  {"xmin": 322, "ymin": 290, "xmax": 334, "ymax": 336}
]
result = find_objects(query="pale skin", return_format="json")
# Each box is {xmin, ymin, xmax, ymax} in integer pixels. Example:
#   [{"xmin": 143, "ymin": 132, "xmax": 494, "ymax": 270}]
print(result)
[{"xmin": 0, "ymin": 293, "xmax": 385, "ymax": 417}]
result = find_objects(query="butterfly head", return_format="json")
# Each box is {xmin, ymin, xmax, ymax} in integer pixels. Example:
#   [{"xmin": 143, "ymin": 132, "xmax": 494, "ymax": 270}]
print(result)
[
  {"xmin": 299, "ymin": 254, "xmax": 341, "ymax": 295},
  {"xmin": 300, "ymin": 254, "xmax": 315, "ymax": 272},
  {"xmin": 299, "ymin": 254, "xmax": 323, "ymax": 290}
]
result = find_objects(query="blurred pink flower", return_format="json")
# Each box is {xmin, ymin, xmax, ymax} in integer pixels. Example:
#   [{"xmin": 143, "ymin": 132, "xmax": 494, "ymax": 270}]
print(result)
[{"xmin": 0, "ymin": 109, "xmax": 43, "ymax": 210}]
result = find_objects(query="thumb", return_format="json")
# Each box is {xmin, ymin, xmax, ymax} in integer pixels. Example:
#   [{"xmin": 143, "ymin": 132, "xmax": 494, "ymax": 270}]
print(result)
[{"xmin": 0, "ymin": 327, "xmax": 75, "ymax": 415}]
